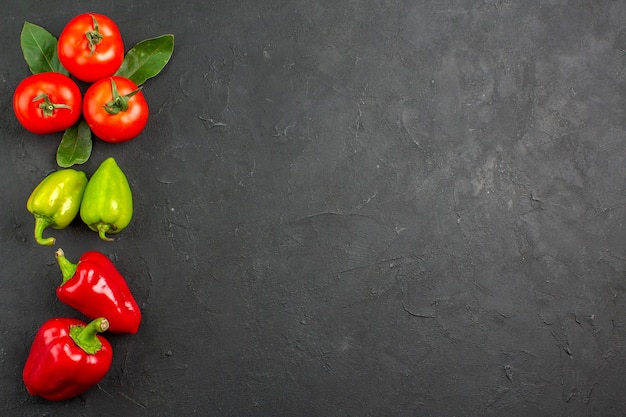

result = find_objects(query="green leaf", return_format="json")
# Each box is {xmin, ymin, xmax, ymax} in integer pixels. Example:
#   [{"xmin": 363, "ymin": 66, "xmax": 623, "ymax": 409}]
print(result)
[
  {"xmin": 20, "ymin": 22, "xmax": 68, "ymax": 75},
  {"xmin": 57, "ymin": 121, "xmax": 93, "ymax": 167},
  {"xmin": 115, "ymin": 34, "xmax": 174, "ymax": 85}
]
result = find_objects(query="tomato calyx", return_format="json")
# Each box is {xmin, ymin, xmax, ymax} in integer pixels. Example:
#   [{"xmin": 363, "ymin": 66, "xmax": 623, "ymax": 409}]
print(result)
[
  {"xmin": 85, "ymin": 15, "xmax": 104, "ymax": 55},
  {"xmin": 103, "ymin": 78, "xmax": 143, "ymax": 115},
  {"xmin": 32, "ymin": 93, "xmax": 72, "ymax": 117}
]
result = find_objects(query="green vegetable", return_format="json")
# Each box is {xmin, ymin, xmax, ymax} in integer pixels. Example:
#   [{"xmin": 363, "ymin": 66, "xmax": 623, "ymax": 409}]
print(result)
[
  {"xmin": 57, "ymin": 121, "xmax": 93, "ymax": 168},
  {"xmin": 20, "ymin": 22, "xmax": 68, "ymax": 75},
  {"xmin": 80, "ymin": 157, "xmax": 133, "ymax": 241},
  {"xmin": 115, "ymin": 34, "xmax": 174, "ymax": 86},
  {"xmin": 27, "ymin": 169, "xmax": 88, "ymax": 246}
]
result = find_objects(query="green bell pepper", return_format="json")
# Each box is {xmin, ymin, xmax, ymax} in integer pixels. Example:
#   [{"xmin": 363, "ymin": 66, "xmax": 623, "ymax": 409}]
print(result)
[
  {"xmin": 27, "ymin": 169, "xmax": 88, "ymax": 246},
  {"xmin": 80, "ymin": 157, "xmax": 133, "ymax": 241}
]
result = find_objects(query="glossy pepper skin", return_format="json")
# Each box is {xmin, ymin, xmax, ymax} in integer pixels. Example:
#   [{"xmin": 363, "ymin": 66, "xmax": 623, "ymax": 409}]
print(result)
[
  {"xmin": 27, "ymin": 169, "xmax": 88, "ymax": 246},
  {"xmin": 23, "ymin": 317, "xmax": 112, "ymax": 401},
  {"xmin": 55, "ymin": 248, "xmax": 141, "ymax": 334},
  {"xmin": 80, "ymin": 157, "xmax": 133, "ymax": 241}
]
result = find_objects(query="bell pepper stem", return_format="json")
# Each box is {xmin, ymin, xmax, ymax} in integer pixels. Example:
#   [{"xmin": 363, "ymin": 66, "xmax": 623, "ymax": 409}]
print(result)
[
  {"xmin": 96, "ymin": 223, "xmax": 115, "ymax": 241},
  {"xmin": 33, "ymin": 215, "xmax": 55, "ymax": 246},
  {"xmin": 69, "ymin": 317, "xmax": 109, "ymax": 355},
  {"xmin": 55, "ymin": 248, "xmax": 78, "ymax": 284}
]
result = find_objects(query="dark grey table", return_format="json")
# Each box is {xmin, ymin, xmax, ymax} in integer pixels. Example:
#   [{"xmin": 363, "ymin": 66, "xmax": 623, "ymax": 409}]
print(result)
[{"xmin": 2, "ymin": 1, "xmax": 626, "ymax": 416}]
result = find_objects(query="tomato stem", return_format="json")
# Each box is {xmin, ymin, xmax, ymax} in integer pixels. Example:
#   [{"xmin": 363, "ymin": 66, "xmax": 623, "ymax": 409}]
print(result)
[
  {"xmin": 85, "ymin": 15, "xmax": 103, "ymax": 55},
  {"xmin": 33, "ymin": 94, "xmax": 72, "ymax": 117},
  {"xmin": 103, "ymin": 78, "xmax": 143, "ymax": 115}
]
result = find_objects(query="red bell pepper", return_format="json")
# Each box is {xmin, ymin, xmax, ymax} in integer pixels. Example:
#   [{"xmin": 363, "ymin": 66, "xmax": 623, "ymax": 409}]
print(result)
[
  {"xmin": 55, "ymin": 248, "xmax": 141, "ymax": 334},
  {"xmin": 23, "ymin": 317, "xmax": 112, "ymax": 401}
]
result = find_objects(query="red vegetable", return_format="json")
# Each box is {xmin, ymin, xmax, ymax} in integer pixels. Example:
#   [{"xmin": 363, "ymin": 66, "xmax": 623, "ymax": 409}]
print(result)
[
  {"xmin": 57, "ymin": 13, "xmax": 124, "ymax": 82},
  {"xmin": 83, "ymin": 76, "xmax": 149, "ymax": 143},
  {"xmin": 23, "ymin": 317, "xmax": 112, "ymax": 401},
  {"xmin": 13, "ymin": 72, "xmax": 82, "ymax": 134},
  {"xmin": 55, "ymin": 248, "xmax": 141, "ymax": 334}
]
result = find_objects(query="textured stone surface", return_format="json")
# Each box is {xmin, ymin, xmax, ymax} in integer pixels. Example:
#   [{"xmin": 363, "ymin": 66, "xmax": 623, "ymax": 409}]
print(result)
[{"xmin": 2, "ymin": 1, "xmax": 626, "ymax": 415}]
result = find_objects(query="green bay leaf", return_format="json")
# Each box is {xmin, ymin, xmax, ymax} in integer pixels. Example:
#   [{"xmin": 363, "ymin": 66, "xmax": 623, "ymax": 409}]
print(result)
[
  {"xmin": 115, "ymin": 34, "xmax": 174, "ymax": 85},
  {"xmin": 21, "ymin": 22, "xmax": 68, "ymax": 75},
  {"xmin": 57, "ymin": 121, "xmax": 93, "ymax": 167}
]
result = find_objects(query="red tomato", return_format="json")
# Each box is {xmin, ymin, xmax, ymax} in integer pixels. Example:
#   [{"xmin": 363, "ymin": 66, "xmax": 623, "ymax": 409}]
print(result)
[
  {"xmin": 83, "ymin": 76, "xmax": 149, "ymax": 143},
  {"xmin": 57, "ymin": 13, "xmax": 124, "ymax": 82},
  {"xmin": 13, "ymin": 72, "xmax": 82, "ymax": 135}
]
